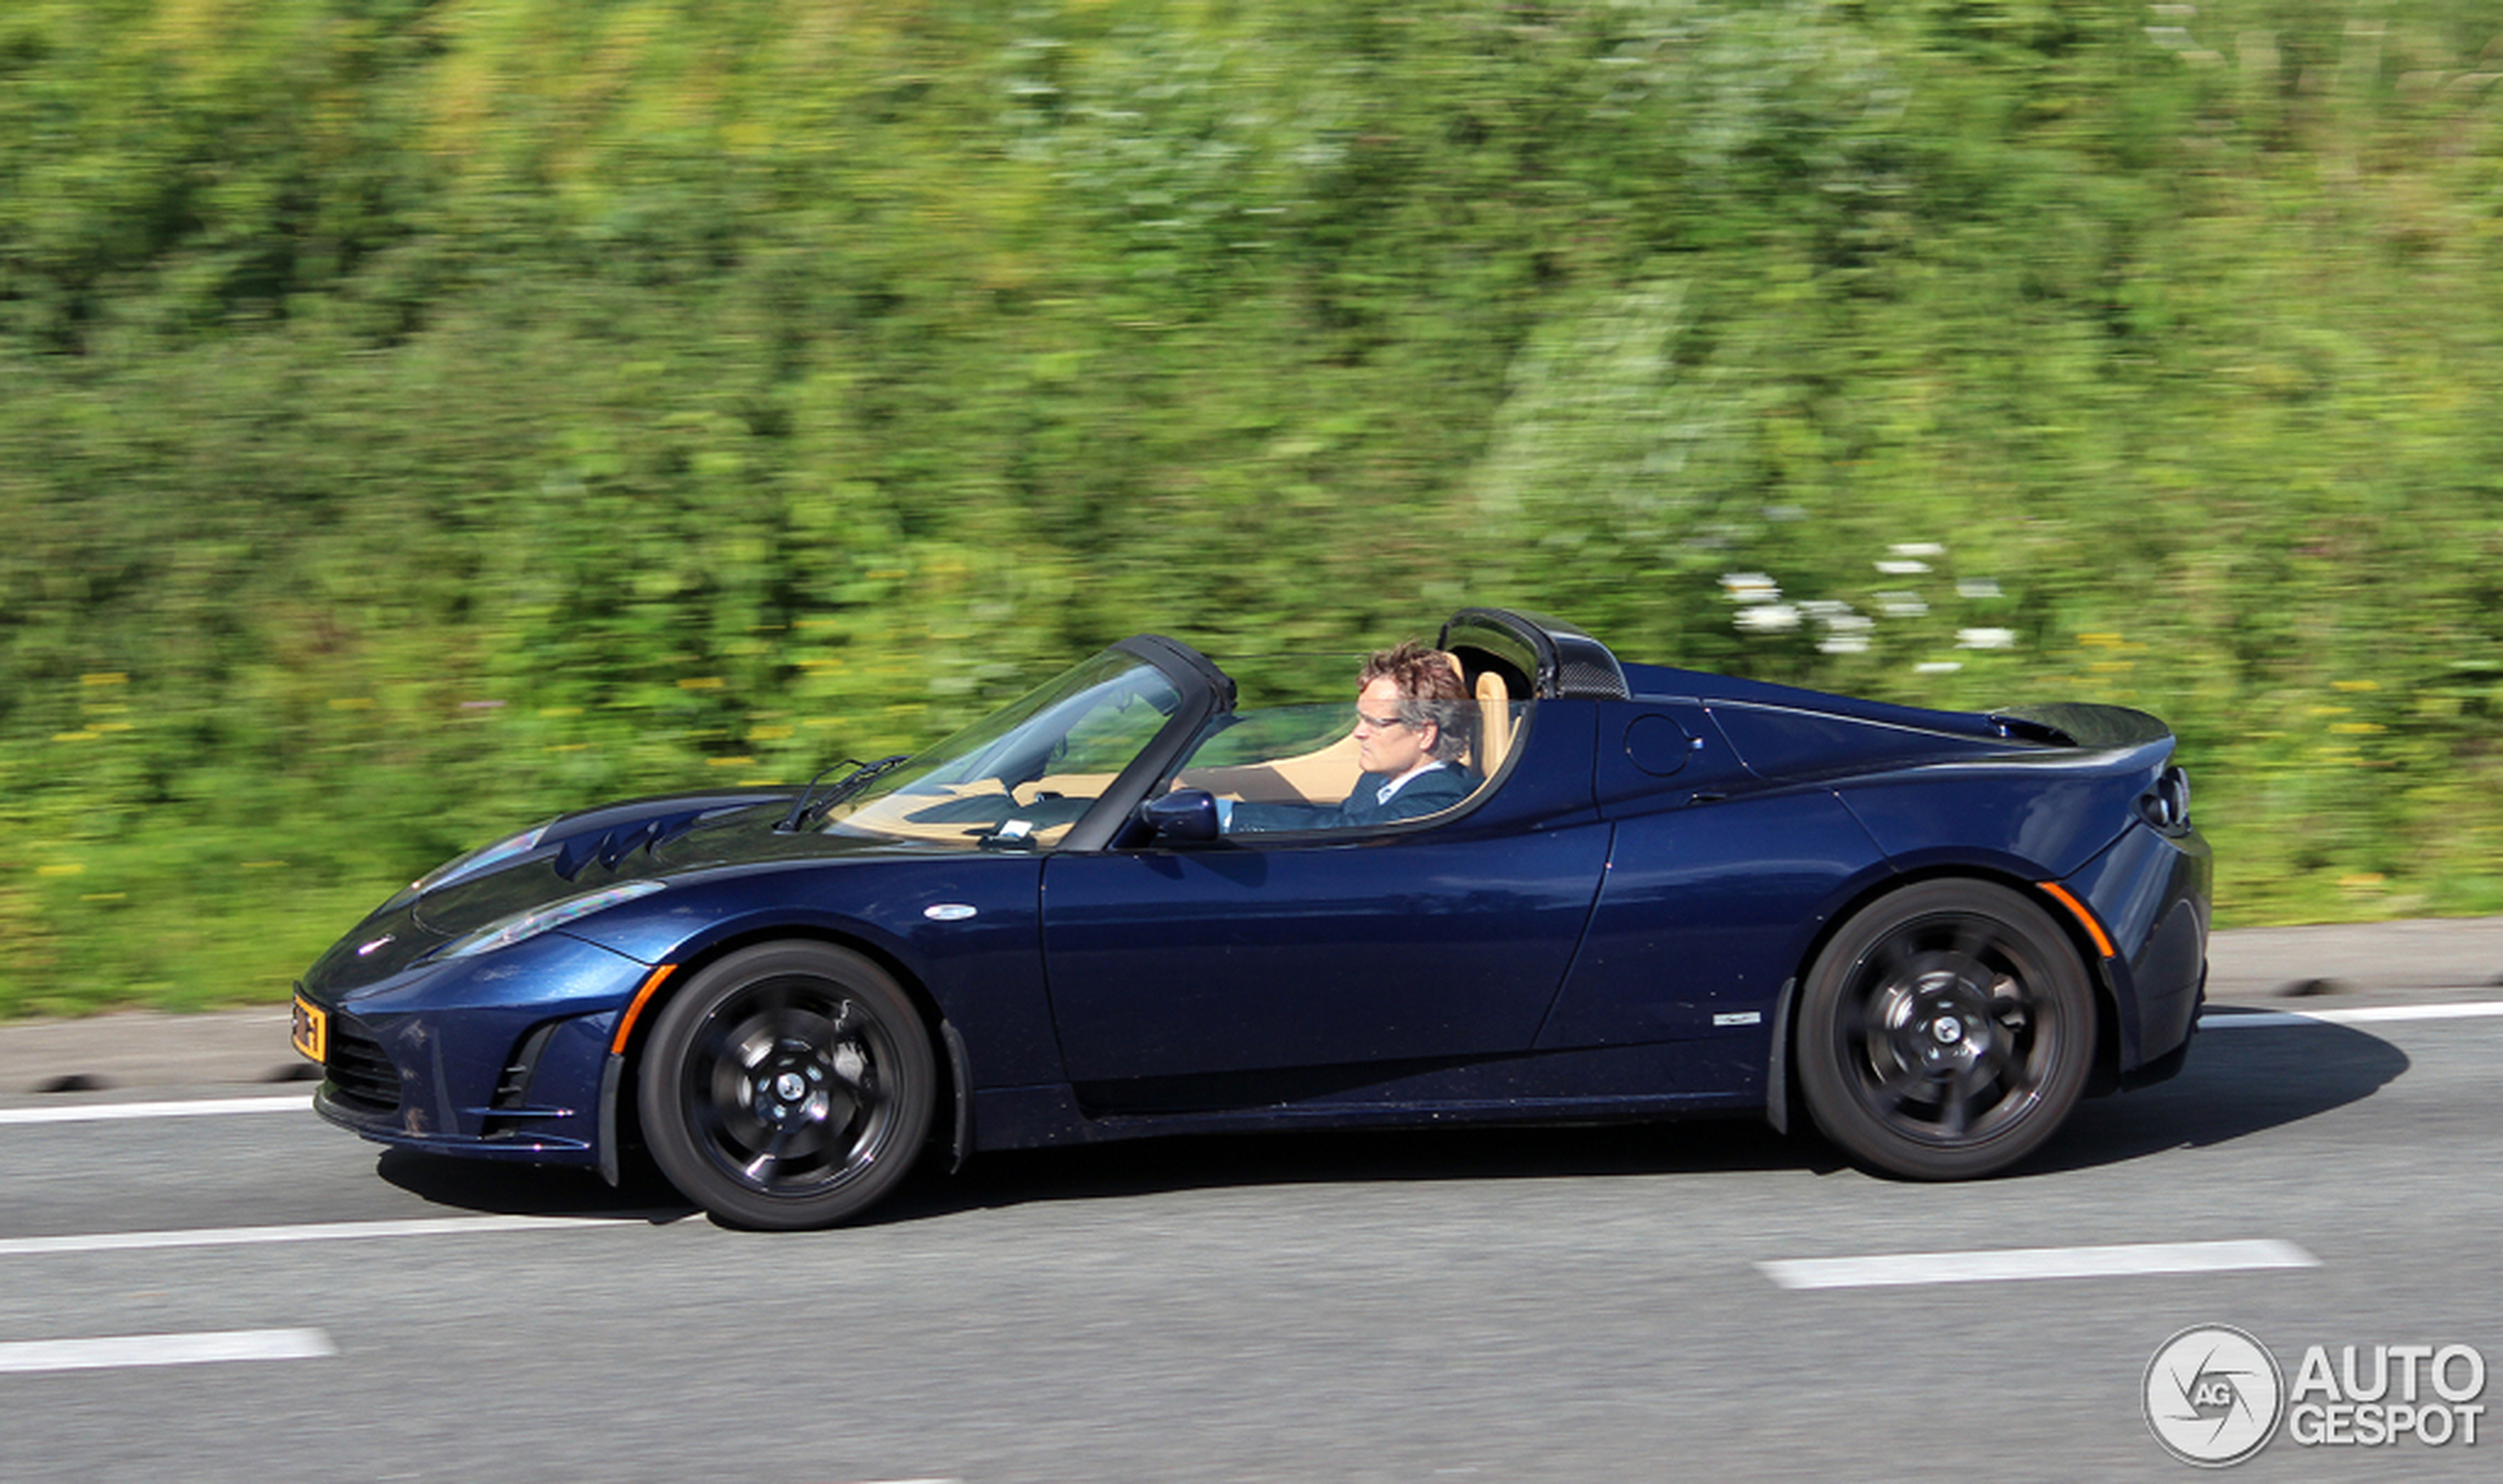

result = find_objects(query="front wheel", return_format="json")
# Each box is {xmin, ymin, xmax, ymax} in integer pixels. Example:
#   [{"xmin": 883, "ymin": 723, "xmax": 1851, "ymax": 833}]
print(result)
[
  {"xmin": 639, "ymin": 942, "xmax": 935, "ymax": 1229},
  {"xmin": 1795, "ymin": 881, "xmax": 2096, "ymax": 1180}
]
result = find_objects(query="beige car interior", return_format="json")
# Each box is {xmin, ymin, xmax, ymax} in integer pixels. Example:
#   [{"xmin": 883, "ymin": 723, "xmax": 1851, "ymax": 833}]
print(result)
[
  {"xmin": 1177, "ymin": 688, "xmax": 1524, "ymax": 814},
  {"xmin": 838, "ymin": 656, "xmax": 1527, "ymax": 845}
]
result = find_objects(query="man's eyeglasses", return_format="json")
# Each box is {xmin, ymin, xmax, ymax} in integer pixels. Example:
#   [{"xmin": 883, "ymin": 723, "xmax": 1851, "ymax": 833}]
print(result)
[{"xmin": 1353, "ymin": 709, "xmax": 1413, "ymax": 732}]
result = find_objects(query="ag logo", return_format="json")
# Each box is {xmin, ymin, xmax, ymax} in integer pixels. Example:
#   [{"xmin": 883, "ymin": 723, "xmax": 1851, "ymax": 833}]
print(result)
[{"xmin": 2145, "ymin": 1325, "xmax": 2286, "ymax": 1466}]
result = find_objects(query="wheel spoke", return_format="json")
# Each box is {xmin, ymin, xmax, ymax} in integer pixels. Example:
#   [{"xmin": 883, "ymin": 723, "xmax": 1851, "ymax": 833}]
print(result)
[
  {"xmin": 740, "ymin": 980, "xmax": 797, "ymax": 1039},
  {"xmin": 761, "ymin": 1002, "xmax": 829, "ymax": 1057},
  {"xmin": 739, "ymin": 1122, "xmax": 794, "ymax": 1184},
  {"xmin": 1870, "ymin": 1054, "xmax": 1929, "ymax": 1108},
  {"xmin": 1865, "ymin": 935, "xmax": 1921, "ymax": 992},
  {"xmin": 1935, "ymin": 1066, "xmax": 1976, "ymax": 1139},
  {"xmin": 1974, "ymin": 1034, "xmax": 2022, "ymax": 1092},
  {"xmin": 1943, "ymin": 919, "xmax": 1995, "ymax": 975},
  {"xmin": 702, "ymin": 1052, "xmax": 754, "ymax": 1133}
]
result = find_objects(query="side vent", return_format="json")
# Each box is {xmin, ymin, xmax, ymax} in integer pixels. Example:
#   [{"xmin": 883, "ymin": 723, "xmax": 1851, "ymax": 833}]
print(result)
[{"xmin": 492, "ymin": 1022, "xmax": 558, "ymax": 1109}]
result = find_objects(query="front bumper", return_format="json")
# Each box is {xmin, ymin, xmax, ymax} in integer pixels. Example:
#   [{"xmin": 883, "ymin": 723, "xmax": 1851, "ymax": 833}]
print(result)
[{"xmin": 298, "ymin": 929, "xmax": 651, "ymax": 1166}]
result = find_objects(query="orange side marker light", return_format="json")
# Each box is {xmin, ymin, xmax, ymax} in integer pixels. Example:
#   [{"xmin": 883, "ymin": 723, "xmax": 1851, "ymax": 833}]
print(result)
[
  {"xmin": 611, "ymin": 963, "xmax": 679, "ymax": 1054},
  {"xmin": 2038, "ymin": 882, "xmax": 2117, "ymax": 960}
]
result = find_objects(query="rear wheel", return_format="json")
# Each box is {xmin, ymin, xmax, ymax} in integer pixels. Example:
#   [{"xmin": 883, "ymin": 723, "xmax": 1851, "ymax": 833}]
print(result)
[
  {"xmin": 1795, "ymin": 880, "xmax": 2095, "ymax": 1180},
  {"xmin": 640, "ymin": 942, "xmax": 935, "ymax": 1229}
]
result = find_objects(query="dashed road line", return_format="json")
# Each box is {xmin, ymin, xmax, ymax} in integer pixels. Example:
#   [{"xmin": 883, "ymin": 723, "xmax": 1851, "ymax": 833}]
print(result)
[
  {"xmin": 1759, "ymin": 1238, "xmax": 2318, "ymax": 1290},
  {"xmin": 0, "ymin": 1327, "xmax": 336, "ymax": 1375}
]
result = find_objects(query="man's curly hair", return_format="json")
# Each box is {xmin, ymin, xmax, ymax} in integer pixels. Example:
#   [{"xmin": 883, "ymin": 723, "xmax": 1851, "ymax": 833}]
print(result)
[{"xmin": 1360, "ymin": 641, "xmax": 1474, "ymax": 765}]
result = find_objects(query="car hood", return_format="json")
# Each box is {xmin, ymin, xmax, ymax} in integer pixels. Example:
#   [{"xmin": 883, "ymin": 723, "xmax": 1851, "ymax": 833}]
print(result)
[
  {"xmin": 306, "ymin": 791, "xmax": 959, "ymax": 991},
  {"xmin": 419, "ymin": 795, "xmax": 975, "ymax": 929}
]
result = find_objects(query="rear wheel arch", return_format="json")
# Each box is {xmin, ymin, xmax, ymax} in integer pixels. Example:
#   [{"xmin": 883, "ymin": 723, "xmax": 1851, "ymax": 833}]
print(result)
[
  {"xmin": 1779, "ymin": 871, "xmax": 2112, "ymax": 1179},
  {"xmin": 1787, "ymin": 868, "xmax": 2120, "ymax": 1053}
]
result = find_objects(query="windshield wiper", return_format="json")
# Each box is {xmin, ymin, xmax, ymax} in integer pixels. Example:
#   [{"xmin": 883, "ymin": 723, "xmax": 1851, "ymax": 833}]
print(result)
[{"xmin": 775, "ymin": 753, "xmax": 911, "ymax": 834}]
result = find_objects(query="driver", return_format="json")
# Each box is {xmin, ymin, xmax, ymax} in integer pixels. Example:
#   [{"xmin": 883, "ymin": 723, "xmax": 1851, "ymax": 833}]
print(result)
[{"xmin": 1226, "ymin": 641, "xmax": 1477, "ymax": 832}]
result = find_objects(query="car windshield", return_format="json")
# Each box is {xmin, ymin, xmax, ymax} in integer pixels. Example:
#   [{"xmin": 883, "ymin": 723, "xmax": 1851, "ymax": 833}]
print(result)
[{"xmin": 823, "ymin": 649, "xmax": 1185, "ymax": 848}]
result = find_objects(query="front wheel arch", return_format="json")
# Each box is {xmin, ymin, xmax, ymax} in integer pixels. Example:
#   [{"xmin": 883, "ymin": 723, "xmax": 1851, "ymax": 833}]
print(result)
[
  {"xmin": 633, "ymin": 939, "xmax": 941, "ymax": 1228},
  {"xmin": 610, "ymin": 925, "xmax": 961, "ymax": 1173}
]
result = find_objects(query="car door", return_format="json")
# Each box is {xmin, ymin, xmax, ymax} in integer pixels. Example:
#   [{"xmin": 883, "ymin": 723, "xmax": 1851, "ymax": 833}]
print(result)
[{"xmin": 1037, "ymin": 706, "xmax": 1610, "ymax": 1095}]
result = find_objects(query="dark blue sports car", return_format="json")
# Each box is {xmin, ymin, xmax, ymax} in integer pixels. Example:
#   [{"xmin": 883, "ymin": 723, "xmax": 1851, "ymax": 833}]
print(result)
[{"xmin": 293, "ymin": 608, "xmax": 2209, "ymax": 1228}]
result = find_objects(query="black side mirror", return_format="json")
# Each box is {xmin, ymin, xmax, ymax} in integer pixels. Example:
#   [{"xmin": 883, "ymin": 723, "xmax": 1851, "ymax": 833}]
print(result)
[{"xmin": 1137, "ymin": 788, "xmax": 1222, "ymax": 843}]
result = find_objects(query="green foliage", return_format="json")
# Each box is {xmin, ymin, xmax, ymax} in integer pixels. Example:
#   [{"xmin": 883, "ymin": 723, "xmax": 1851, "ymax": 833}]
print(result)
[{"xmin": 4, "ymin": 0, "xmax": 2502, "ymax": 1015}]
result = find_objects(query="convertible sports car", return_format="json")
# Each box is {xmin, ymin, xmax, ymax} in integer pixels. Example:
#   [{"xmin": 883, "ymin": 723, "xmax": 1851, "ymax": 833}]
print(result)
[{"xmin": 293, "ymin": 608, "xmax": 2209, "ymax": 1229}]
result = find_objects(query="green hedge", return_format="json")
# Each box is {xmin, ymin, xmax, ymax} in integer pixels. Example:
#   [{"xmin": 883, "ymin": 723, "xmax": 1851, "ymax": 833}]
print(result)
[{"xmin": 5, "ymin": 1, "xmax": 2501, "ymax": 1014}]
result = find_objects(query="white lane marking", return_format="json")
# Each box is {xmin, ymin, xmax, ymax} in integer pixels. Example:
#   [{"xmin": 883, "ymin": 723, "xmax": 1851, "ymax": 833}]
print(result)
[
  {"xmin": 0, "ymin": 1095, "xmax": 310, "ymax": 1126},
  {"xmin": 2202, "ymin": 1000, "xmax": 2503, "ymax": 1030},
  {"xmin": 0, "ymin": 1327, "xmax": 336, "ymax": 1375},
  {"xmin": 0, "ymin": 1214, "xmax": 644, "ymax": 1259},
  {"xmin": 1759, "ymin": 1239, "xmax": 2318, "ymax": 1290}
]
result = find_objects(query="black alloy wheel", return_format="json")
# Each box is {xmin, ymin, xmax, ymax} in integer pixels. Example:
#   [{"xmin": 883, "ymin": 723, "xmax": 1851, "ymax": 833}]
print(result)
[
  {"xmin": 1795, "ymin": 880, "xmax": 2095, "ymax": 1180},
  {"xmin": 640, "ymin": 942, "xmax": 935, "ymax": 1229}
]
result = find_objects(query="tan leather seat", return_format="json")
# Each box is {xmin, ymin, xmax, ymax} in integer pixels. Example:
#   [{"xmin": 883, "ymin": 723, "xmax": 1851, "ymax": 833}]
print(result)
[{"xmin": 1475, "ymin": 671, "xmax": 1512, "ymax": 773}]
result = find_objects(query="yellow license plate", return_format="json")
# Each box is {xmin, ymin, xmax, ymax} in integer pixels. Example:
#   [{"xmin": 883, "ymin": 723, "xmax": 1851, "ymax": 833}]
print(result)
[{"xmin": 291, "ymin": 994, "xmax": 328, "ymax": 1064}]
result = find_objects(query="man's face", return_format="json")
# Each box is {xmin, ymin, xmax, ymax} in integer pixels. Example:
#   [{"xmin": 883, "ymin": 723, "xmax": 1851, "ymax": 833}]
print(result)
[{"xmin": 1354, "ymin": 675, "xmax": 1436, "ymax": 776}]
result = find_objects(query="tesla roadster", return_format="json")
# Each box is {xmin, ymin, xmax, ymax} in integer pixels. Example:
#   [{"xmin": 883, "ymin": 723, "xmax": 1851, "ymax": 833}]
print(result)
[{"xmin": 292, "ymin": 607, "xmax": 2210, "ymax": 1228}]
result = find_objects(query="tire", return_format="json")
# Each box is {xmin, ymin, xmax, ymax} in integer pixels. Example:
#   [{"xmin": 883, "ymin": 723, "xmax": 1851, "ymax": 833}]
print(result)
[
  {"xmin": 1795, "ymin": 880, "xmax": 2095, "ymax": 1180},
  {"xmin": 639, "ymin": 942, "xmax": 936, "ymax": 1229}
]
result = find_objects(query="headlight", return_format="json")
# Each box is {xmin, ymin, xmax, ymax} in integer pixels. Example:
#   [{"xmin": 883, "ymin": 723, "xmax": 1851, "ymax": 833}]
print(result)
[
  {"xmin": 412, "ymin": 822, "xmax": 554, "ymax": 897},
  {"xmin": 434, "ymin": 881, "xmax": 667, "ymax": 960}
]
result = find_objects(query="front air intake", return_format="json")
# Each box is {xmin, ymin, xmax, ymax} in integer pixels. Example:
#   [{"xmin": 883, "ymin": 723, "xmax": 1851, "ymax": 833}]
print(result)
[{"xmin": 323, "ymin": 1013, "xmax": 402, "ymax": 1113}]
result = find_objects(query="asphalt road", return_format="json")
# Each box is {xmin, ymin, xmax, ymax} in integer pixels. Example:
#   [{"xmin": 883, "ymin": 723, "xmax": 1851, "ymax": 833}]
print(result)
[{"xmin": 1, "ymin": 919, "xmax": 2499, "ymax": 1482}]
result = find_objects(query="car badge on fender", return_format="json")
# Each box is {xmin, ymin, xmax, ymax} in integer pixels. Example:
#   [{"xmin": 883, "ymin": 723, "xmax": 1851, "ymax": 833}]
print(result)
[{"xmin": 923, "ymin": 904, "xmax": 978, "ymax": 922}]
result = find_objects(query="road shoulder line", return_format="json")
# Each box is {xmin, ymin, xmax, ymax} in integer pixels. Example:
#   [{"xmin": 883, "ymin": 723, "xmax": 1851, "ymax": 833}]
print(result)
[
  {"xmin": 0, "ymin": 1094, "xmax": 311, "ymax": 1126},
  {"xmin": 2200, "ymin": 1000, "xmax": 2503, "ymax": 1030}
]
